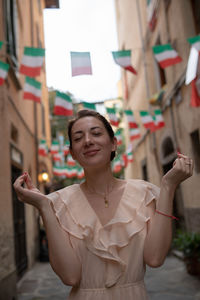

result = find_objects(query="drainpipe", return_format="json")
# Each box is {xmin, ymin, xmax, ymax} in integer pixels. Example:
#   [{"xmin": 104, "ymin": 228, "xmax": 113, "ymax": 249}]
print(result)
[{"xmin": 30, "ymin": 0, "xmax": 39, "ymax": 187}]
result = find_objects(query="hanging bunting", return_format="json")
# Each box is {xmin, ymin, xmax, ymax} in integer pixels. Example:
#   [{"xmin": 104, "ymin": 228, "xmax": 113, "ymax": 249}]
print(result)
[
  {"xmin": 153, "ymin": 109, "xmax": 165, "ymax": 129},
  {"xmin": 190, "ymin": 77, "xmax": 200, "ymax": 107},
  {"xmin": 38, "ymin": 139, "xmax": 48, "ymax": 156},
  {"xmin": 115, "ymin": 129, "xmax": 123, "ymax": 146},
  {"xmin": 53, "ymin": 152, "xmax": 63, "ymax": 162},
  {"xmin": 124, "ymin": 110, "xmax": 138, "ymax": 128},
  {"xmin": 82, "ymin": 101, "xmax": 96, "ymax": 111},
  {"xmin": 77, "ymin": 166, "xmax": 85, "ymax": 179},
  {"xmin": 53, "ymin": 166, "xmax": 67, "ymax": 177},
  {"xmin": 187, "ymin": 35, "xmax": 200, "ymax": 53},
  {"xmin": 112, "ymin": 156, "xmax": 122, "ymax": 173},
  {"xmin": 70, "ymin": 51, "xmax": 92, "ymax": 76},
  {"xmin": 66, "ymin": 165, "xmax": 77, "ymax": 178},
  {"xmin": 67, "ymin": 153, "xmax": 76, "ymax": 166},
  {"xmin": 152, "ymin": 44, "xmax": 182, "ymax": 69},
  {"xmin": 20, "ymin": 47, "xmax": 45, "ymax": 77},
  {"xmin": 0, "ymin": 61, "xmax": 10, "ymax": 85},
  {"xmin": 54, "ymin": 91, "xmax": 73, "ymax": 116},
  {"xmin": 112, "ymin": 50, "xmax": 137, "ymax": 74},
  {"xmin": 50, "ymin": 140, "xmax": 60, "ymax": 154},
  {"xmin": 23, "ymin": 76, "xmax": 41, "ymax": 103},
  {"xmin": 147, "ymin": 0, "xmax": 158, "ymax": 31},
  {"xmin": 126, "ymin": 144, "xmax": 134, "ymax": 163},
  {"xmin": 106, "ymin": 107, "xmax": 119, "ymax": 127},
  {"xmin": 63, "ymin": 140, "xmax": 70, "ymax": 156},
  {"xmin": 129, "ymin": 127, "xmax": 141, "ymax": 141},
  {"xmin": 122, "ymin": 153, "xmax": 128, "ymax": 168},
  {"xmin": 139, "ymin": 111, "xmax": 155, "ymax": 132}
]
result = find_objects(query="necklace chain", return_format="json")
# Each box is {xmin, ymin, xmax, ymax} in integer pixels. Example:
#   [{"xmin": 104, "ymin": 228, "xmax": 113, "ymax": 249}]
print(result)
[{"xmin": 86, "ymin": 182, "xmax": 115, "ymax": 208}]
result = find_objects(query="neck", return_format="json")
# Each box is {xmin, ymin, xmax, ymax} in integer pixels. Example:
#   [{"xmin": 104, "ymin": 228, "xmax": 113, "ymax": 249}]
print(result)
[{"xmin": 83, "ymin": 165, "xmax": 116, "ymax": 194}]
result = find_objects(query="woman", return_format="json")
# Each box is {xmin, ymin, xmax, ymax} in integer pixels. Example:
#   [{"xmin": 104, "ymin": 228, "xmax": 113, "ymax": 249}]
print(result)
[{"xmin": 14, "ymin": 109, "xmax": 194, "ymax": 299}]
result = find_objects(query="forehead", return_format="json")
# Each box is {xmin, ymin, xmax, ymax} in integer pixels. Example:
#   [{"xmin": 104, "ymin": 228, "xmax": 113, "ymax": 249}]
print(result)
[{"xmin": 71, "ymin": 116, "xmax": 104, "ymax": 133}]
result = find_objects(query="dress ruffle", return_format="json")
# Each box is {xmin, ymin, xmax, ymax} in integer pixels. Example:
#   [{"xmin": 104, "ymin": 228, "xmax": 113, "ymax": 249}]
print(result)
[{"xmin": 47, "ymin": 179, "xmax": 160, "ymax": 287}]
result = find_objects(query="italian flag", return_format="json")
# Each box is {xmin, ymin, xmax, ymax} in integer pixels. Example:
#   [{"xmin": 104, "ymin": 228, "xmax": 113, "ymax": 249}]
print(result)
[
  {"xmin": 154, "ymin": 109, "xmax": 165, "ymax": 129},
  {"xmin": 53, "ymin": 152, "xmax": 63, "ymax": 162},
  {"xmin": 66, "ymin": 166, "xmax": 77, "ymax": 178},
  {"xmin": 50, "ymin": 140, "xmax": 60, "ymax": 154},
  {"xmin": 112, "ymin": 50, "xmax": 137, "ymax": 74},
  {"xmin": 20, "ymin": 47, "xmax": 45, "ymax": 77},
  {"xmin": 190, "ymin": 77, "xmax": 200, "ymax": 107},
  {"xmin": 112, "ymin": 156, "xmax": 122, "ymax": 173},
  {"xmin": 38, "ymin": 140, "xmax": 48, "ymax": 156},
  {"xmin": 124, "ymin": 110, "xmax": 138, "ymax": 128},
  {"xmin": 140, "ymin": 111, "xmax": 155, "ymax": 131},
  {"xmin": 54, "ymin": 91, "xmax": 73, "ymax": 116},
  {"xmin": 106, "ymin": 107, "xmax": 119, "ymax": 127},
  {"xmin": 53, "ymin": 166, "xmax": 67, "ymax": 177},
  {"xmin": 67, "ymin": 154, "xmax": 76, "ymax": 166},
  {"xmin": 122, "ymin": 153, "xmax": 128, "ymax": 168},
  {"xmin": 188, "ymin": 35, "xmax": 200, "ymax": 53},
  {"xmin": 70, "ymin": 52, "xmax": 92, "ymax": 76},
  {"xmin": 0, "ymin": 41, "xmax": 3, "ymax": 49},
  {"xmin": 115, "ymin": 129, "xmax": 122, "ymax": 146},
  {"xmin": 63, "ymin": 140, "xmax": 70, "ymax": 156},
  {"xmin": 152, "ymin": 44, "xmax": 182, "ymax": 69},
  {"xmin": 23, "ymin": 76, "xmax": 41, "ymax": 102},
  {"xmin": 129, "ymin": 127, "xmax": 141, "ymax": 141},
  {"xmin": 127, "ymin": 151, "xmax": 133, "ymax": 163},
  {"xmin": 77, "ymin": 167, "xmax": 85, "ymax": 179},
  {"xmin": 0, "ymin": 60, "xmax": 9, "ymax": 85},
  {"xmin": 82, "ymin": 101, "xmax": 96, "ymax": 111}
]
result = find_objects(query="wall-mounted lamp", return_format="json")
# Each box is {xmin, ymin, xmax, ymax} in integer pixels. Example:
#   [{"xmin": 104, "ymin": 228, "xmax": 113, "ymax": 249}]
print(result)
[{"xmin": 38, "ymin": 170, "xmax": 49, "ymax": 183}]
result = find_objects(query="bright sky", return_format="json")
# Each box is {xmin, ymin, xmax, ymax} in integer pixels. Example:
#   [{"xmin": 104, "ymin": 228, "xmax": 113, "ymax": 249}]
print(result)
[{"xmin": 43, "ymin": 0, "xmax": 120, "ymax": 103}]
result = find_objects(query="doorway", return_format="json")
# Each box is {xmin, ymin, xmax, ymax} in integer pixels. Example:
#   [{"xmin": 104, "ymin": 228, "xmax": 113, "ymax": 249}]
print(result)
[{"xmin": 11, "ymin": 165, "xmax": 28, "ymax": 278}]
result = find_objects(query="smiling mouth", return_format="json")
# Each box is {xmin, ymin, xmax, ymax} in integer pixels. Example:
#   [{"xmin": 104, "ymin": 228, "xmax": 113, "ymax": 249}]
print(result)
[{"xmin": 84, "ymin": 149, "xmax": 100, "ymax": 156}]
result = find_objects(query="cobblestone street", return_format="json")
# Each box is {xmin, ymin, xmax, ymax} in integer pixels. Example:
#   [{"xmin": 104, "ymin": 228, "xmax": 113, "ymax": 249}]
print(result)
[{"xmin": 17, "ymin": 255, "xmax": 200, "ymax": 300}]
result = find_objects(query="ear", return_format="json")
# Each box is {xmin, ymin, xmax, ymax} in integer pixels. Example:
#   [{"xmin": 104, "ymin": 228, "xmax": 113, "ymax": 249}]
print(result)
[{"xmin": 112, "ymin": 137, "xmax": 118, "ymax": 152}]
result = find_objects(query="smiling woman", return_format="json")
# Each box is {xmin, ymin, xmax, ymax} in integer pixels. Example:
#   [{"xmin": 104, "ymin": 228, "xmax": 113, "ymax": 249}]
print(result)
[{"xmin": 13, "ymin": 109, "xmax": 194, "ymax": 300}]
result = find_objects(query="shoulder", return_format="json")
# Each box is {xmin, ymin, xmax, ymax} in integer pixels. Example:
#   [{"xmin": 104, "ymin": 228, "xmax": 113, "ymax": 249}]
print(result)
[
  {"xmin": 47, "ymin": 184, "xmax": 80, "ymax": 203},
  {"xmin": 126, "ymin": 179, "xmax": 160, "ymax": 203}
]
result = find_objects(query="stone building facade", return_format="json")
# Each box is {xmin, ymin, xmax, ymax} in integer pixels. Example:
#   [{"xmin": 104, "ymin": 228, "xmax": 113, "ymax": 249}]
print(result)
[
  {"xmin": 114, "ymin": 0, "xmax": 200, "ymax": 232},
  {"xmin": 0, "ymin": 1, "xmax": 58, "ymax": 299}
]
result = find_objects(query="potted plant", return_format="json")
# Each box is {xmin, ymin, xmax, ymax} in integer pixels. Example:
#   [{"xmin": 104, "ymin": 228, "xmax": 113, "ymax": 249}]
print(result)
[{"xmin": 173, "ymin": 230, "xmax": 200, "ymax": 276}]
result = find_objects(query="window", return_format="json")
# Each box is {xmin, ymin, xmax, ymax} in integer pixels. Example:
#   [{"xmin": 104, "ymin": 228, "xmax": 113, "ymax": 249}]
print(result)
[
  {"xmin": 141, "ymin": 159, "xmax": 148, "ymax": 181},
  {"xmin": 190, "ymin": 130, "xmax": 200, "ymax": 173},
  {"xmin": 154, "ymin": 38, "xmax": 167, "ymax": 89},
  {"xmin": 4, "ymin": 0, "xmax": 18, "ymax": 66},
  {"xmin": 191, "ymin": 0, "xmax": 200, "ymax": 34}
]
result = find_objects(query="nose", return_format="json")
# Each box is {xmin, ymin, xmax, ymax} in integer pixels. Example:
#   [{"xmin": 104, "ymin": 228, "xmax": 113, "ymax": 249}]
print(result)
[{"xmin": 84, "ymin": 133, "xmax": 93, "ymax": 146}]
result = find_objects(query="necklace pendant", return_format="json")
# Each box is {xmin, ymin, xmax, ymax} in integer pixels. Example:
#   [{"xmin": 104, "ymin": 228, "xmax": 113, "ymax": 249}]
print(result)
[{"xmin": 105, "ymin": 198, "xmax": 109, "ymax": 208}]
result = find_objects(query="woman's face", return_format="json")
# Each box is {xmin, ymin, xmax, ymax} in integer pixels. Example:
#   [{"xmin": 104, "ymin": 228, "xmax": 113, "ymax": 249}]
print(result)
[{"xmin": 70, "ymin": 116, "xmax": 117, "ymax": 168}]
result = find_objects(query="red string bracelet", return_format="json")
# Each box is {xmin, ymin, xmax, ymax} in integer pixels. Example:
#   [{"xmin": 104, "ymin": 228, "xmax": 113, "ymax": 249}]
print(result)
[{"xmin": 155, "ymin": 210, "xmax": 179, "ymax": 221}]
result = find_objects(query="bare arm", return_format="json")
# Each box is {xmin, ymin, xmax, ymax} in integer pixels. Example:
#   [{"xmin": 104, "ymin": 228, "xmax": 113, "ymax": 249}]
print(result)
[
  {"xmin": 144, "ymin": 153, "xmax": 194, "ymax": 267},
  {"xmin": 13, "ymin": 173, "xmax": 81, "ymax": 286}
]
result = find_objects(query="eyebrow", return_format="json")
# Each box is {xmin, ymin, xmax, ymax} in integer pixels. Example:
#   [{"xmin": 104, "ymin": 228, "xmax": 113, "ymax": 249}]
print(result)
[{"xmin": 73, "ymin": 126, "xmax": 102, "ymax": 135}]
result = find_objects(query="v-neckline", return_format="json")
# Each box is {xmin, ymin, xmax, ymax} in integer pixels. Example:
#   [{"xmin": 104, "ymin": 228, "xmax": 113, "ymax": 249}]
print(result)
[{"xmin": 78, "ymin": 180, "xmax": 129, "ymax": 228}]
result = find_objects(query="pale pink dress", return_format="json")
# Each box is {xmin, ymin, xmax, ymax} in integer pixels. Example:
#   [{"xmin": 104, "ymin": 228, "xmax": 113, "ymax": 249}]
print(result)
[{"xmin": 47, "ymin": 179, "xmax": 160, "ymax": 300}]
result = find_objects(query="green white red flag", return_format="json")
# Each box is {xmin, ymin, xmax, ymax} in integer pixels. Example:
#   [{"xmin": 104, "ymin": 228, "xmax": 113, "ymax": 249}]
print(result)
[
  {"xmin": 67, "ymin": 154, "xmax": 76, "ymax": 166},
  {"xmin": 50, "ymin": 140, "xmax": 60, "ymax": 154},
  {"xmin": 23, "ymin": 76, "xmax": 41, "ymax": 102},
  {"xmin": 153, "ymin": 109, "xmax": 165, "ymax": 129},
  {"xmin": 54, "ymin": 91, "xmax": 73, "ymax": 116},
  {"xmin": 82, "ymin": 101, "xmax": 96, "ymax": 111},
  {"xmin": 112, "ymin": 50, "xmax": 137, "ymax": 74},
  {"xmin": 129, "ymin": 127, "xmax": 141, "ymax": 141},
  {"xmin": 122, "ymin": 153, "xmax": 128, "ymax": 168},
  {"xmin": 20, "ymin": 47, "xmax": 45, "ymax": 77},
  {"xmin": 126, "ymin": 144, "xmax": 134, "ymax": 163},
  {"xmin": 140, "ymin": 111, "xmax": 155, "ymax": 132},
  {"xmin": 38, "ymin": 140, "xmax": 48, "ymax": 156},
  {"xmin": 77, "ymin": 167, "xmax": 85, "ymax": 179},
  {"xmin": 106, "ymin": 107, "xmax": 119, "ymax": 127},
  {"xmin": 188, "ymin": 35, "xmax": 200, "ymax": 53},
  {"xmin": 115, "ymin": 129, "xmax": 122, "ymax": 146},
  {"xmin": 0, "ymin": 60, "xmax": 9, "ymax": 85},
  {"xmin": 152, "ymin": 44, "xmax": 182, "ymax": 69},
  {"xmin": 70, "ymin": 52, "xmax": 92, "ymax": 76},
  {"xmin": 53, "ymin": 152, "xmax": 63, "ymax": 162},
  {"xmin": 63, "ymin": 140, "xmax": 70, "ymax": 156},
  {"xmin": 66, "ymin": 166, "xmax": 77, "ymax": 178},
  {"xmin": 124, "ymin": 110, "xmax": 138, "ymax": 128},
  {"xmin": 53, "ymin": 166, "xmax": 67, "ymax": 177},
  {"xmin": 190, "ymin": 77, "xmax": 200, "ymax": 107},
  {"xmin": 112, "ymin": 156, "xmax": 122, "ymax": 173}
]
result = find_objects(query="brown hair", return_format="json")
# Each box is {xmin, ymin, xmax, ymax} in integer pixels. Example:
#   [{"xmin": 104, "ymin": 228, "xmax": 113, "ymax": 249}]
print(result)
[{"xmin": 68, "ymin": 109, "xmax": 116, "ymax": 161}]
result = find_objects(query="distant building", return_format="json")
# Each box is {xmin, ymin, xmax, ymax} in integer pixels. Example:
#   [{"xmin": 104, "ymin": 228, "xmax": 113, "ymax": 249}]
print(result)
[
  {"xmin": 114, "ymin": 0, "xmax": 200, "ymax": 232},
  {"xmin": 0, "ymin": 1, "xmax": 58, "ymax": 299}
]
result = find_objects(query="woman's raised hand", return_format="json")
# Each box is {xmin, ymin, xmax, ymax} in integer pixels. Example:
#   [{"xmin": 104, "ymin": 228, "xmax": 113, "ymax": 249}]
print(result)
[
  {"xmin": 13, "ymin": 172, "xmax": 48, "ymax": 211},
  {"xmin": 162, "ymin": 153, "xmax": 194, "ymax": 189}
]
